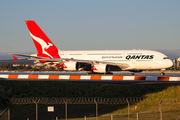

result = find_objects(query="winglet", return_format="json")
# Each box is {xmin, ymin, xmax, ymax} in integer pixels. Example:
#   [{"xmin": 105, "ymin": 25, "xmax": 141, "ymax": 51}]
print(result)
[{"xmin": 13, "ymin": 56, "xmax": 18, "ymax": 62}]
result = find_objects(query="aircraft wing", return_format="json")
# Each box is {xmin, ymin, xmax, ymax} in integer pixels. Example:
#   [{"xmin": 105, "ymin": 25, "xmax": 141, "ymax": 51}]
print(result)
[
  {"xmin": 28, "ymin": 58, "xmax": 130, "ymax": 69},
  {"xmin": 11, "ymin": 53, "xmax": 130, "ymax": 69}
]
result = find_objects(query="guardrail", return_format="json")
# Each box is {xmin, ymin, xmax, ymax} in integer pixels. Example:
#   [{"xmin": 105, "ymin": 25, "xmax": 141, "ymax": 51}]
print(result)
[{"xmin": 1, "ymin": 74, "xmax": 180, "ymax": 81}]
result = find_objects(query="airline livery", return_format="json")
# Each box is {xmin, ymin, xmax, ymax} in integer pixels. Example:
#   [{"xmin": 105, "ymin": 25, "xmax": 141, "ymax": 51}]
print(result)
[{"xmin": 11, "ymin": 20, "xmax": 173, "ymax": 74}]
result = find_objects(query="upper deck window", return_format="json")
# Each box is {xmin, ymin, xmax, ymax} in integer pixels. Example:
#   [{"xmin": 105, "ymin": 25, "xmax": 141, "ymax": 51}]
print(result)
[{"xmin": 163, "ymin": 57, "xmax": 169, "ymax": 59}]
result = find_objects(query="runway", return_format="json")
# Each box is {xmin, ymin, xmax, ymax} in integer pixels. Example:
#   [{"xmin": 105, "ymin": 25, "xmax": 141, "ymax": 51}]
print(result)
[{"xmin": 1, "ymin": 74, "xmax": 180, "ymax": 84}]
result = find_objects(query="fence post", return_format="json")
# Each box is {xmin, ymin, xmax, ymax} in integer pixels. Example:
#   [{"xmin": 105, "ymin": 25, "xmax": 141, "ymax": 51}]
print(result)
[
  {"xmin": 8, "ymin": 107, "xmax": 10, "ymax": 120},
  {"xmin": 94, "ymin": 99, "xmax": 98, "ymax": 120},
  {"xmin": 160, "ymin": 111, "xmax": 162, "ymax": 120},
  {"xmin": 137, "ymin": 113, "xmax": 138, "ymax": 120},
  {"xmin": 36, "ymin": 103, "xmax": 38, "ymax": 120},
  {"xmin": 126, "ymin": 99, "xmax": 130, "ymax": 120},
  {"xmin": 33, "ymin": 99, "xmax": 40, "ymax": 120},
  {"xmin": 56, "ymin": 116, "xmax": 58, "ymax": 120},
  {"xmin": 158, "ymin": 99, "xmax": 163, "ymax": 120},
  {"xmin": 65, "ymin": 102, "xmax": 67, "ymax": 120},
  {"xmin": 63, "ymin": 99, "xmax": 68, "ymax": 120},
  {"xmin": 111, "ymin": 114, "xmax": 113, "ymax": 120}
]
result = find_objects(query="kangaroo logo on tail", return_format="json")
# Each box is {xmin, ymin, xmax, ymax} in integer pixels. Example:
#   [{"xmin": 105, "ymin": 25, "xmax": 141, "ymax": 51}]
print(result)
[
  {"xmin": 26, "ymin": 20, "xmax": 60, "ymax": 58},
  {"xmin": 30, "ymin": 33, "xmax": 54, "ymax": 58}
]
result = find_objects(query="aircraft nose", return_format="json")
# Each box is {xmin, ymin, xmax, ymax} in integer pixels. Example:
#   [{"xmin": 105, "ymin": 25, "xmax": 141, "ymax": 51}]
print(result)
[{"xmin": 167, "ymin": 60, "xmax": 173, "ymax": 68}]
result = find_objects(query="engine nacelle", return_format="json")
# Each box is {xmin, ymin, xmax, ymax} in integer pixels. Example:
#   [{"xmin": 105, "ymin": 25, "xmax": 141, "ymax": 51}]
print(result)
[
  {"xmin": 93, "ymin": 64, "xmax": 110, "ymax": 73},
  {"xmin": 63, "ymin": 62, "xmax": 80, "ymax": 71},
  {"xmin": 34, "ymin": 62, "xmax": 44, "ymax": 67}
]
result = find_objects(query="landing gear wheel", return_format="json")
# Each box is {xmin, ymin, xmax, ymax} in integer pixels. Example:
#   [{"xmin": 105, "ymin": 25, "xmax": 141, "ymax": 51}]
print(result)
[
  {"xmin": 131, "ymin": 73, "xmax": 135, "ymax": 75},
  {"xmin": 105, "ymin": 72, "xmax": 113, "ymax": 75},
  {"xmin": 86, "ymin": 70, "xmax": 93, "ymax": 75},
  {"xmin": 160, "ymin": 72, "xmax": 165, "ymax": 75}
]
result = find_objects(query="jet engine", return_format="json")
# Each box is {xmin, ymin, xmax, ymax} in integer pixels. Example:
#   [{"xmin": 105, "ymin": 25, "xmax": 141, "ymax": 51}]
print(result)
[
  {"xmin": 93, "ymin": 64, "xmax": 110, "ymax": 73},
  {"xmin": 63, "ymin": 62, "xmax": 80, "ymax": 71},
  {"xmin": 34, "ymin": 62, "xmax": 44, "ymax": 67}
]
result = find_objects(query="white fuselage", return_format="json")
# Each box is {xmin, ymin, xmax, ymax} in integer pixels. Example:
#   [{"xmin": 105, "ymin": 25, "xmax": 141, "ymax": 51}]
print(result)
[{"xmin": 58, "ymin": 49, "xmax": 173, "ymax": 70}]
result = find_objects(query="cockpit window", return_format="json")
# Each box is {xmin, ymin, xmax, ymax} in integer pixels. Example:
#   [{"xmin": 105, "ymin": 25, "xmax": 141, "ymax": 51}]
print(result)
[{"xmin": 163, "ymin": 57, "xmax": 169, "ymax": 59}]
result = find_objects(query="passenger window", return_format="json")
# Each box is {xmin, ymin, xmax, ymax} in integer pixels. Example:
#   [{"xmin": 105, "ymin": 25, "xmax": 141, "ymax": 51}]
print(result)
[{"xmin": 163, "ymin": 57, "xmax": 169, "ymax": 59}]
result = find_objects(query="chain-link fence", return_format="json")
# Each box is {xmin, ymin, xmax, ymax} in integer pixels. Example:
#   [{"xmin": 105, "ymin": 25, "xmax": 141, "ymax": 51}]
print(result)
[{"xmin": 1, "ymin": 97, "xmax": 180, "ymax": 120}]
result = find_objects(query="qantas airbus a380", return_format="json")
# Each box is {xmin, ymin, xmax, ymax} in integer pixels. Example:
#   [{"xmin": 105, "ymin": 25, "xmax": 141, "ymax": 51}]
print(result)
[{"xmin": 11, "ymin": 20, "xmax": 173, "ymax": 74}]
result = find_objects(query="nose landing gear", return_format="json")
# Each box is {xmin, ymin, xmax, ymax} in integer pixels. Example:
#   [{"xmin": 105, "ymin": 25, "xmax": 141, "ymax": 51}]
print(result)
[{"xmin": 160, "ymin": 69, "xmax": 166, "ymax": 75}]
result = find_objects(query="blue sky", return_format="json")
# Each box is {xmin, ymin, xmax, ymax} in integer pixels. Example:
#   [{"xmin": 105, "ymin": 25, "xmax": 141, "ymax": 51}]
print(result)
[{"xmin": 0, "ymin": 0, "xmax": 180, "ymax": 59}]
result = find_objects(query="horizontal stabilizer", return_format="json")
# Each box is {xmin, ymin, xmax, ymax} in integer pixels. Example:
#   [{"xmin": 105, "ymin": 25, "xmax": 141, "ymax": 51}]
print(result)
[
  {"xmin": 9, "ymin": 53, "xmax": 48, "ymax": 59},
  {"xmin": 13, "ymin": 56, "xmax": 18, "ymax": 62}
]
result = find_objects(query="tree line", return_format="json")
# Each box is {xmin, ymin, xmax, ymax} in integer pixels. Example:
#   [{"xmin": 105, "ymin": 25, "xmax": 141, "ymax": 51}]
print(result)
[{"xmin": 0, "ymin": 62, "xmax": 61, "ymax": 71}]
